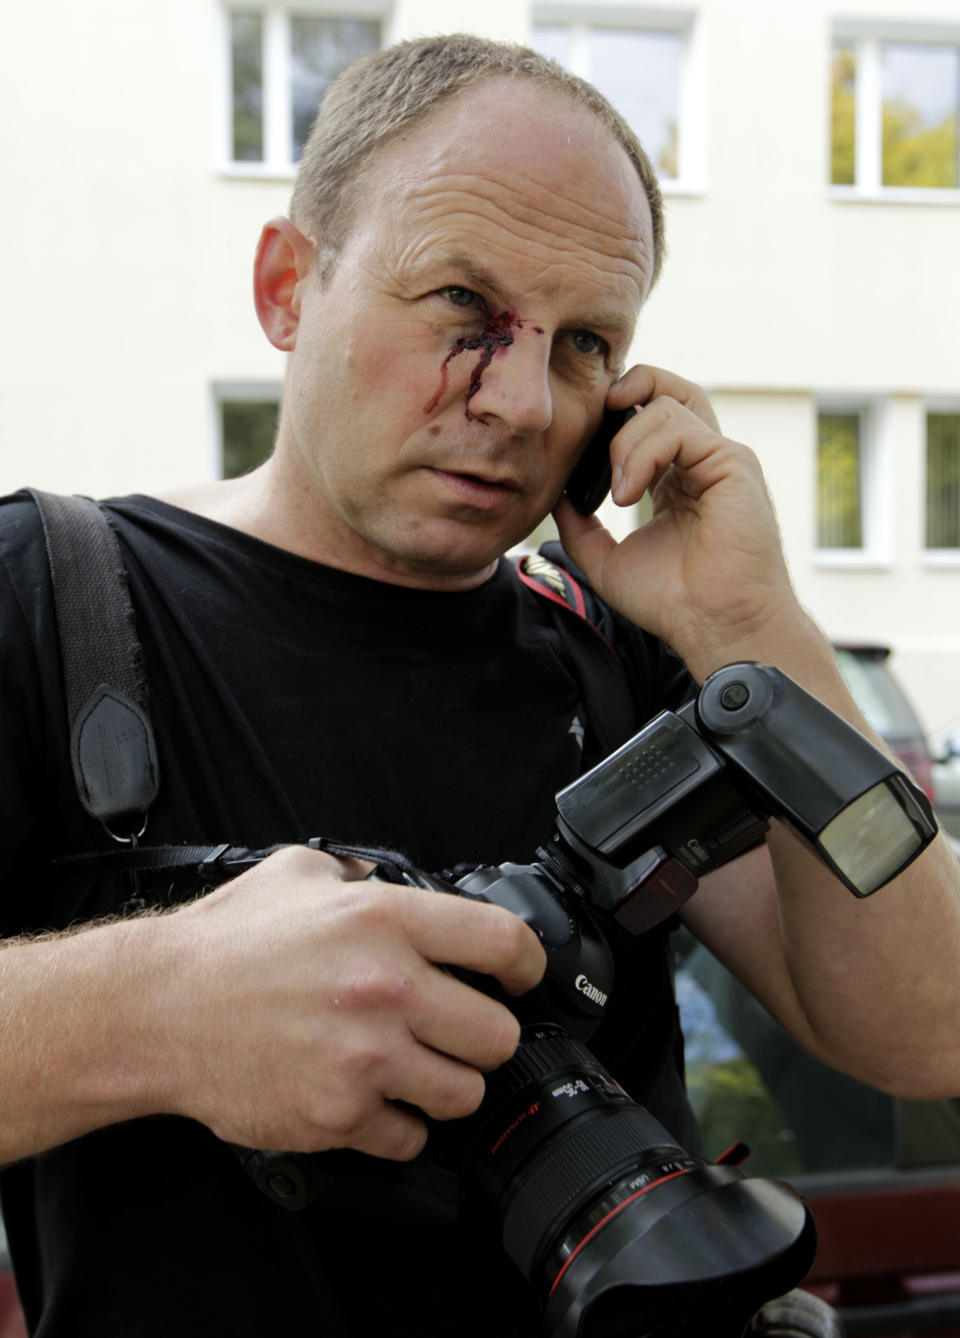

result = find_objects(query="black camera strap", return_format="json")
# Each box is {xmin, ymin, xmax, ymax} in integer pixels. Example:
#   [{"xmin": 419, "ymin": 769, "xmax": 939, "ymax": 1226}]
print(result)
[
  {"xmin": 51, "ymin": 834, "xmax": 424, "ymax": 884},
  {"xmin": 27, "ymin": 489, "xmax": 160, "ymax": 839}
]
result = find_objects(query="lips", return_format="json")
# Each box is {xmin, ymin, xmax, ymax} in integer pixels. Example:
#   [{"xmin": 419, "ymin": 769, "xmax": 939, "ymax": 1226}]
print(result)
[{"xmin": 429, "ymin": 466, "xmax": 521, "ymax": 509}]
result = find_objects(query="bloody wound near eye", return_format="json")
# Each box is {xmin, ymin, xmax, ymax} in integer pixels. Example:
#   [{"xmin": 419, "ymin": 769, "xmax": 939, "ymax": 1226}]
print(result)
[{"xmin": 423, "ymin": 313, "xmax": 544, "ymax": 419}]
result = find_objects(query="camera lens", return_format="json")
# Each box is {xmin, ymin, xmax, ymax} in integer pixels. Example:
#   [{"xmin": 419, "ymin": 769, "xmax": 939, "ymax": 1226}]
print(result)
[{"xmin": 467, "ymin": 1024, "xmax": 815, "ymax": 1338}]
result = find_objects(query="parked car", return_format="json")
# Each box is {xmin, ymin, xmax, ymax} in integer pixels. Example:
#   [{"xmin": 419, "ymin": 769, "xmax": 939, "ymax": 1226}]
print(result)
[
  {"xmin": 0, "ymin": 1238, "xmax": 24, "ymax": 1338},
  {"xmin": 931, "ymin": 720, "xmax": 960, "ymax": 841},
  {"xmin": 832, "ymin": 643, "xmax": 936, "ymax": 804}
]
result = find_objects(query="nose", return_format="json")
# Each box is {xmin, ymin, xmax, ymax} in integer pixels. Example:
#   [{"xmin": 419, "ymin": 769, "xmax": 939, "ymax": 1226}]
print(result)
[{"xmin": 464, "ymin": 329, "xmax": 553, "ymax": 436}]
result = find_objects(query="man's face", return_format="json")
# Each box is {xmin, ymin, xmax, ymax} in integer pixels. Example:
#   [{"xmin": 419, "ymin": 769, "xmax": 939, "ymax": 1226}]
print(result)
[{"xmin": 275, "ymin": 78, "xmax": 655, "ymax": 588}]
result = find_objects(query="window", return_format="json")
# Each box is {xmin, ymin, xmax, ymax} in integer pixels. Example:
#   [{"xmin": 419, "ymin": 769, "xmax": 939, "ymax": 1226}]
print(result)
[
  {"xmin": 219, "ymin": 393, "xmax": 280, "ymax": 478},
  {"xmin": 226, "ymin": 8, "xmax": 382, "ymax": 170},
  {"xmin": 830, "ymin": 26, "xmax": 960, "ymax": 193},
  {"xmin": 531, "ymin": 10, "xmax": 701, "ymax": 187},
  {"xmin": 926, "ymin": 411, "xmax": 960, "ymax": 549},
  {"xmin": 677, "ymin": 928, "xmax": 960, "ymax": 1179},
  {"xmin": 815, "ymin": 402, "xmax": 892, "ymax": 562},
  {"xmin": 817, "ymin": 411, "xmax": 863, "ymax": 549}
]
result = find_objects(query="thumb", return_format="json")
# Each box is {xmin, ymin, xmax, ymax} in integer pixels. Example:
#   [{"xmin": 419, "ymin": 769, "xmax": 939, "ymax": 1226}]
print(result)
[{"xmin": 552, "ymin": 495, "xmax": 617, "ymax": 591}]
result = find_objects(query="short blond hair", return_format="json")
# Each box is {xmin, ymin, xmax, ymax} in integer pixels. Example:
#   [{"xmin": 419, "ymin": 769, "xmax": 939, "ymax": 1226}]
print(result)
[{"xmin": 290, "ymin": 32, "xmax": 665, "ymax": 286}]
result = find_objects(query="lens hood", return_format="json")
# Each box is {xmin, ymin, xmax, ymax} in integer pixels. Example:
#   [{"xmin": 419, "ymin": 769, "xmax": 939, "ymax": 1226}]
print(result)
[{"xmin": 542, "ymin": 1165, "xmax": 816, "ymax": 1338}]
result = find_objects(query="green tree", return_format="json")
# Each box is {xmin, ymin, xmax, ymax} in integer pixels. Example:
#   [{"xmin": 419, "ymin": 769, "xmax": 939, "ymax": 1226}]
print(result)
[
  {"xmin": 818, "ymin": 414, "xmax": 862, "ymax": 548},
  {"xmin": 883, "ymin": 98, "xmax": 959, "ymax": 187},
  {"xmin": 830, "ymin": 46, "xmax": 857, "ymax": 185}
]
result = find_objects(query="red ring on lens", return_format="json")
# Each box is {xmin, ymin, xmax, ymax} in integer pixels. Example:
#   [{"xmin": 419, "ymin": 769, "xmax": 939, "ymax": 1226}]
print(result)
[{"xmin": 547, "ymin": 1167, "xmax": 694, "ymax": 1298}]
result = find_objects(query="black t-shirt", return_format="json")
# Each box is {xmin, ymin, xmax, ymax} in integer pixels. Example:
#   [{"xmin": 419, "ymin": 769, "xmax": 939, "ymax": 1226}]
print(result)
[{"xmin": 0, "ymin": 492, "xmax": 697, "ymax": 1336}]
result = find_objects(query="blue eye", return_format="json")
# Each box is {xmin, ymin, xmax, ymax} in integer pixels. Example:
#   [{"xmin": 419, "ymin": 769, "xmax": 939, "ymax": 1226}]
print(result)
[
  {"xmin": 443, "ymin": 286, "xmax": 479, "ymax": 308},
  {"xmin": 570, "ymin": 330, "xmax": 603, "ymax": 355}
]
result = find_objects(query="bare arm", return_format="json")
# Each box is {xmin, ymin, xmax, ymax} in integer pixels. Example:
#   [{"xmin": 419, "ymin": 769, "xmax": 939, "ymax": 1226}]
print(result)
[
  {"xmin": 555, "ymin": 365, "xmax": 960, "ymax": 1098},
  {"xmin": 0, "ymin": 846, "xmax": 545, "ymax": 1165}
]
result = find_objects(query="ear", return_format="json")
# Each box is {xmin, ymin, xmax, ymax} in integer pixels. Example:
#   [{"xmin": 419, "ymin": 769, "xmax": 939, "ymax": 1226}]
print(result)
[{"xmin": 253, "ymin": 216, "xmax": 317, "ymax": 351}]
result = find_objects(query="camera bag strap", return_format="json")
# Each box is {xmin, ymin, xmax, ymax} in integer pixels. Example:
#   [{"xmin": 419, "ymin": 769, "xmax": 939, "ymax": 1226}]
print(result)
[
  {"xmin": 27, "ymin": 489, "xmax": 161, "ymax": 838},
  {"xmin": 513, "ymin": 545, "xmax": 638, "ymax": 755}
]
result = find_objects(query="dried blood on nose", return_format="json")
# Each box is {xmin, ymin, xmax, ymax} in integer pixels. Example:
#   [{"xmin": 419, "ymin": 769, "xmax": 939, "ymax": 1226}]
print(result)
[{"xmin": 423, "ymin": 311, "xmax": 540, "ymax": 420}]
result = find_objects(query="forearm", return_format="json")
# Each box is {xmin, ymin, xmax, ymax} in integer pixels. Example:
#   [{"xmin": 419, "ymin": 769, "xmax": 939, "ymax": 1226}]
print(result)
[
  {"xmin": 0, "ymin": 848, "xmax": 545, "ymax": 1167},
  {"xmin": 685, "ymin": 811, "xmax": 960, "ymax": 1100},
  {"xmin": 765, "ymin": 817, "xmax": 960, "ymax": 1097},
  {"xmin": 0, "ymin": 914, "xmax": 182, "ymax": 1163}
]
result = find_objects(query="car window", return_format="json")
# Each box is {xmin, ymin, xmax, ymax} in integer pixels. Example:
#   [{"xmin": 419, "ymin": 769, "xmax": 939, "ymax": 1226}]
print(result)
[
  {"xmin": 834, "ymin": 648, "xmax": 925, "ymax": 745},
  {"xmin": 675, "ymin": 927, "xmax": 960, "ymax": 1179}
]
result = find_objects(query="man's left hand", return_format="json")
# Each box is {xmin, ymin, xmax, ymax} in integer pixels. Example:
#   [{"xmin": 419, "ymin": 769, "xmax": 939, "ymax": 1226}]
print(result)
[{"xmin": 553, "ymin": 364, "xmax": 801, "ymax": 682}]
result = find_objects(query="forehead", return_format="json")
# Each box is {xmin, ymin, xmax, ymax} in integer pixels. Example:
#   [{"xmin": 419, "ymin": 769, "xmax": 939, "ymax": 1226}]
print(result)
[{"xmin": 347, "ymin": 78, "xmax": 654, "ymax": 319}]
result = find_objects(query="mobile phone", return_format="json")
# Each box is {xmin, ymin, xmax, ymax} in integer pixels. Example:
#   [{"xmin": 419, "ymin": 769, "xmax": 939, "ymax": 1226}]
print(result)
[{"xmin": 565, "ymin": 406, "xmax": 636, "ymax": 516}]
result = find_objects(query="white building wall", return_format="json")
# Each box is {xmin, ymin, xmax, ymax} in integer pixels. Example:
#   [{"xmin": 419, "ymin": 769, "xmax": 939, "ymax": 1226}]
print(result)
[{"xmin": 1, "ymin": 0, "xmax": 959, "ymax": 724}]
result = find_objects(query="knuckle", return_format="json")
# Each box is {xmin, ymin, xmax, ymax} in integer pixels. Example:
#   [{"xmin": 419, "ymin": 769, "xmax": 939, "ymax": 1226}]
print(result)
[
  {"xmin": 341, "ymin": 1034, "xmax": 392, "ymax": 1080},
  {"xmin": 482, "ymin": 1010, "xmax": 522, "ymax": 1068},
  {"xmin": 263, "ymin": 843, "xmax": 320, "ymax": 876},
  {"xmin": 380, "ymin": 1120, "xmax": 429, "ymax": 1162},
  {"xmin": 353, "ymin": 960, "xmax": 416, "ymax": 1009},
  {"xmin": 485, "ymin": 905, "xmax": 530, "ymax": 959},
  {"xmin": 442, "ymin": 1071, "xmax": 486, "ymax": 1120},
  {"xmin": 307, "ymin": 1089, "xmax": 374, "ymax": 1143}
]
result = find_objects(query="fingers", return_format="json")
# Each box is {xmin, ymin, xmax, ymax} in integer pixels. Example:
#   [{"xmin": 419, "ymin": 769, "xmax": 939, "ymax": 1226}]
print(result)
[
  {"xmin": 608, "ymin": 363, "xmax": 721, "ymax": 433},
  {"xmin": 345, "ymin": 1103, "xmax": 430, "ymax": 1161},
  {"xmin": 400, "ymin": 888, "xmax": 546, "ymax": 997},
  {"xmin": 609, "ymin": 399, "xmax": 739, "ymax": 508},
  {"xmin": 171, "ymin": 847, "xmax": 547, "ymax": 1160},
  {"xmin": 552, "ymin": 495, "xmax": 618, "ymax": 584}
]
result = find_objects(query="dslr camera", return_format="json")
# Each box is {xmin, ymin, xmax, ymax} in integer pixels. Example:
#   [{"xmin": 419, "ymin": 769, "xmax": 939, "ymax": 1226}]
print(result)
[{"xmin": 239, "ymin": 662, "xmax": 936, "ymax": 1338}]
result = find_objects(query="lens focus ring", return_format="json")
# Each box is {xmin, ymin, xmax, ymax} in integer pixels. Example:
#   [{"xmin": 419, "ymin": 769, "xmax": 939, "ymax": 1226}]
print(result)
[
  {"xmin": 501, "ymin": 1105, "xmax": 683, "ymax": 1280},
  {"xmin": 483, "ymin": 1026, "xmax": 600, "ymax": 1105}
]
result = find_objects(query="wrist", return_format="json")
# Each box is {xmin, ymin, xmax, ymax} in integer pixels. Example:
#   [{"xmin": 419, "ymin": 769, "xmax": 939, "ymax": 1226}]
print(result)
[
  {"xmin": 679, "ymin": 604, "xmax": 832, "ymax": 689},
  {"xmin": 27, "ymin": 911, "xmax": 191, "ymax": 1142}
]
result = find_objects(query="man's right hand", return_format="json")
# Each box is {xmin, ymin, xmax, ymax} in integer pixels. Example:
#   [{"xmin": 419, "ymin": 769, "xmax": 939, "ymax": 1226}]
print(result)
[{"xmin": 0, "ymin": 845, "xmax": 546, "ymax": 1165}]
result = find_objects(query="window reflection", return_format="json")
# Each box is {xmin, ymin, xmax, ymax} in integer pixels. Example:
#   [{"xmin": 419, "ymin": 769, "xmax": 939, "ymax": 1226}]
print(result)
[
  {"xmin": 290, "ymin": 17, "xmax": 380, "ymax": 161},
  {"xmin": 532, "ymin": 23, "xmax": 684, "ymax": 179},
  {"xmin": 882, "ymin": 44, "xmax": 960, "ymax": 188},
  {"xmin": 818, "ymin": 412, "xmax": 863, "ymax": 549},
  {"xmin": 587, "ymin": 29, "xmax": 681, "ymax": 178},
  {"xmin": 926, "ymin": 413, "xmax": 960, "ymax": 549},
  {"xmin": 231, "ymin": 10, "xmax": 264, "ymax": 162}
]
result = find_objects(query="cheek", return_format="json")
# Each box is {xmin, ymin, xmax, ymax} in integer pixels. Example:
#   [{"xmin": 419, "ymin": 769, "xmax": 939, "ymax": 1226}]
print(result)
[{"xmin": 547, "ymin": 402, "xmax": 596, "ymax": 476}]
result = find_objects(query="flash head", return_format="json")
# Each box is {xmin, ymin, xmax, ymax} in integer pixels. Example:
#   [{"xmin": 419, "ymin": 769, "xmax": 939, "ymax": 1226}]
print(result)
[
  {"xmin": 552, "ymin": 662, "xmax": 937, "ymax": 926},
  {"xmin": 695, "ymin": 663, "xmax": 937, "ymax": 897}
]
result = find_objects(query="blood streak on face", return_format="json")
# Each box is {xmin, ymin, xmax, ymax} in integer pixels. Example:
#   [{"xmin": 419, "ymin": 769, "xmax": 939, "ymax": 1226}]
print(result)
[{"xmin": 424, "ymin": 311, "xmax": 542, "ymax": 420}]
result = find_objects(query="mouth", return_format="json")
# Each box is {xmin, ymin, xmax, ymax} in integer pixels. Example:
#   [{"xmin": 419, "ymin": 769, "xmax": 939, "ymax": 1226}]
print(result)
[{"xmin": 428, "ymin": 467, "xmax": 522, "ymax": 510}]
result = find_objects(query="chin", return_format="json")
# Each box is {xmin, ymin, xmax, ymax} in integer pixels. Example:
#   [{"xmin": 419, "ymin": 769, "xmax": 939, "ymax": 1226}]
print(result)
[{"xmin": 378, "ymin": 535, "xmax": 511, "ymax": 587}]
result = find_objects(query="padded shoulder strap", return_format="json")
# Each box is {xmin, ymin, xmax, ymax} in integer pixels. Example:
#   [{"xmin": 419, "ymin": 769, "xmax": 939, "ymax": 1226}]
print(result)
[
  {"xmin": 27, "ymin": 489, "xmax": 160, "ymax": 830},
  {"xmin": 513, "ymin": 545, "xmax": 637, "ymax": 753}
]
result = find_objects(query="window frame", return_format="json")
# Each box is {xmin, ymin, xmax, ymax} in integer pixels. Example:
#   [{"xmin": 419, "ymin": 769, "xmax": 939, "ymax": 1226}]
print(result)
[
  {"xmin": 531, "ymin": 5, "xmax": 705, "ymax": 193},
  {"xmin": 215, "ymin": 3, "xmax": 388, "ymax": 178},
  {"xmin": 829, "ymin": 19, "xmax": 960, "ymax": 203},
  {"xmin": 814, "ymin": 396, "xmax": 894, "ymax": 569}
]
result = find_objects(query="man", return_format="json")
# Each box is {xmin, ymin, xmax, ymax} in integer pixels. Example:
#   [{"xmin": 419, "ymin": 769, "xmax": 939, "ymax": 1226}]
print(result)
[{"xmin": 0, "ymin": 32, "xmax": 958, "ymax": 1337}]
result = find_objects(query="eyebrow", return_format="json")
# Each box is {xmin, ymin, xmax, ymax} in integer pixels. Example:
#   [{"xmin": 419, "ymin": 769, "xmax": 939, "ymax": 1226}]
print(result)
[
  {"xmin": 425, "ymin": 251, "xmax": 509, "ymax": 302},
  {"xmin": 419, "ymin": 249, "xmax": 639, "ymax": 344}
]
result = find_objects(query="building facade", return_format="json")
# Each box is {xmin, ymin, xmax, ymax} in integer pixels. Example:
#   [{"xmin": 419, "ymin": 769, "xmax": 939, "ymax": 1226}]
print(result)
[{"xmin": 2, "ymin": 0, "xmax": 959, "ymax": 725}]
